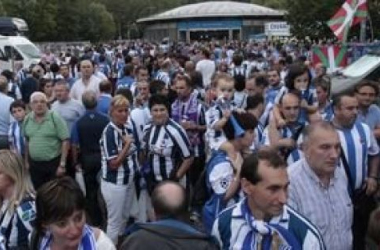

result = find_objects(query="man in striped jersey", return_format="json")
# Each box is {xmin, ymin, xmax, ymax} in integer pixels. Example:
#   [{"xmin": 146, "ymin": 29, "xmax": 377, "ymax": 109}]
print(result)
[
  {"xmin": 263, "ymin": 92, "xmax": 304, "ymax": 165},
  {"xmin": 142, "ymin": 94, "xmax": 193, "ymax": 192},
  {"xmin": 212, "ymin": 149, "xmax": 325, "ymax": 250},
  {"xmin": 288, "ymin": 122, "xmax": 353, "ymax": 250},
  {"xmin": 154, "ymin": 59, "xmax": 171, "ymax": 88},
  {"xmin": 331, "ymin": 91, "xmax": 379, "ymax": 250}
]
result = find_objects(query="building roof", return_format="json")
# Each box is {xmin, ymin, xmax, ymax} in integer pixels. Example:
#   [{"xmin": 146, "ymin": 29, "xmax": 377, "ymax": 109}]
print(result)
[{"xmin": 137, "ymin": 1, "xmax": 285, "ymax": 23}]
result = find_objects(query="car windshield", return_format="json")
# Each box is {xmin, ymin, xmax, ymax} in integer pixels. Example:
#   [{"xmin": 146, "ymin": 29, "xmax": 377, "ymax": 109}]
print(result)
[
  {"xmin": 343, "ymin": 55, "xmax": 380, "ymax": 78},
  {"xmin": 15, "ymin": 44, "xmax": 41, "ymax": 58}
]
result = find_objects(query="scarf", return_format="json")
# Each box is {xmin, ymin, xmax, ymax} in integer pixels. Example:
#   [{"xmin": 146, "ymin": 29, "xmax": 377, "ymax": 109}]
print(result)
[
  {"xmin": 40, "ymin": 224, "xmax": 97, "ymax": 250},
  {"xmin": 171, "ymin": 92, "xmax": 200, "ymax": 146},
  {"xmin": 241, "ymin": 199, "xmax": 301, "ymax": 250}
]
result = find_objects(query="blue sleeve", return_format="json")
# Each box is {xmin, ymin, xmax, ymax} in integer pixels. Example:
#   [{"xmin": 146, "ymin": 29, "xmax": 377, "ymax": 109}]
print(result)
[{"xmin": 102, "ymin": 127, "xmax": 119, "ymax": 160}]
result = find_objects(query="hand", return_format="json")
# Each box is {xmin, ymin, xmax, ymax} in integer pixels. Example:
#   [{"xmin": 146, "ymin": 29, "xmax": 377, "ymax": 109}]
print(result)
[
  {"xmin": 222, "ymin": 110, "xmax": 231, "ymax": 119},
  {"xmin": 56, "ymin": 165, "xmax": 66, "ymax": 177},
  {"xmin": 277, "ymin": 118, "xmax": 286, "ymax": 128},
  {"xmin": 181, "ymin": 121, "xmax": 193, "ymax": 130},
  {"xmin": 300, "ymin": 99, "xmax": 308, "ymax": 108},
  {"xmin": 75, "ymin": 163, "xmax": 82, "ymax": 172},
  {"xmin": 282, "ymin": 138, "xmax": 296, "ymax": 149},
  {"xmin": 365, "ymin": 177, "xmax": 378, "ymax": 195},
  {"xmin": 235, "ymin": 108, "xmax": 246, "ymax": 114},
  {"xmin": 122, "ymin": 135, "xmax": 134, "ymax": 146}
]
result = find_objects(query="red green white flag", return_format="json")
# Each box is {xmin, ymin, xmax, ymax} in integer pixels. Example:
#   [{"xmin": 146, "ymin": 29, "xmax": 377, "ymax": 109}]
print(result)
[
  {"xmin": 328, "ymin": 0, "xmax": 368, "ymax": 42},
  {"xmin": 312, "ymin": 45, "xmax": 348, "ymax": 72}
]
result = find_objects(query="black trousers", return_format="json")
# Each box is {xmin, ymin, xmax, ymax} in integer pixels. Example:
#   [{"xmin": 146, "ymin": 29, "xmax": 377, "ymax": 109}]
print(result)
[
  {"xmin": 29, "ymin": 156, "xmax": 60, "ymax": 190},
  {"xmin": 81, "ymin": 153, "xmax": 103, "ymax": 227}
]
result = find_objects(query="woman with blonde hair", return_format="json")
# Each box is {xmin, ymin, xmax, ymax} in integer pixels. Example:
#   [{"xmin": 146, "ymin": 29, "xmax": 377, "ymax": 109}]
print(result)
[
  {"xmin": 99, "ymin": 95, "xmax": 140, "ymax": 245},
  {"xmin": 0, "ymin": 150, "xmax": 35, "ymax": 249}
]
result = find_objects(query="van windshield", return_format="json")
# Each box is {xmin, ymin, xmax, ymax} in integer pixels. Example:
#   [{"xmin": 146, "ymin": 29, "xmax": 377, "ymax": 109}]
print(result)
[
  {"xmin": 343, "ymin": 55, "xmax": 380, "ymax": 78},
  {"xmin": 16, "ymin": 44, "xmax": 41, "ymax": 59}
]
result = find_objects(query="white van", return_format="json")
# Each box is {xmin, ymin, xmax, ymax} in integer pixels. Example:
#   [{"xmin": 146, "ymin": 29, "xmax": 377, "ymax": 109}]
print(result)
[{"xmin": 0, "ymin": 36, "xmax": 41, "ymax": 71}]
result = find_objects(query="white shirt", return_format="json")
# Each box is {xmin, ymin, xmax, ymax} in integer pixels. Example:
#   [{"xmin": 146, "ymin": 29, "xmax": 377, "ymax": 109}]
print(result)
[
  {"xmin": 70, "ymin": 75, "xmax": 102, "ymax": 103},
  {"xmin": 196, "ymin": 59, "xmax": 215, "ymax": 88}
]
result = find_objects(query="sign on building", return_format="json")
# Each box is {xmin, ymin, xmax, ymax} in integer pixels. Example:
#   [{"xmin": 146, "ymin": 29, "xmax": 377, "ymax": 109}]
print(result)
[{"xmin": 265, "ymin": 22, "xmax": 291, "ymax": 37}]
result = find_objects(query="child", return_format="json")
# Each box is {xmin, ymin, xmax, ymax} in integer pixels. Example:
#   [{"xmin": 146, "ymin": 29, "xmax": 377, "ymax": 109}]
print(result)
[
  {"xmin": 205, "ymin": 73, "xmax": 240, "ymax": 161},
  {"xmin": 272, "ymin": 63, "xmax": 319, "ymax": 127},
  {"xmin": 8, "ymin": 100, "xmax": 27, "ymax": 157}
]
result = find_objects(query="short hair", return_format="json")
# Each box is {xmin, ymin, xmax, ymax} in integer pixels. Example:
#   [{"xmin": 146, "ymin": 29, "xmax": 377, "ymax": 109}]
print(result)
[
  {"xmin": 213, "ymin": 73, "xmax": 234, "ymax": 88},
  {"xmin": 82, "ymin": 90, "xmax": 97, "ymax": 110},
  {"xmin": 150, "ymin": 80, "xmax": 166, "ymax": 95},
  {"xmin": 232, "ymin": 53, "xmax": 243, "ymax": 66},
  {"xmin": 234, "ymin": 74, "xmax": 246, "ymax": 92},
  {"xmin": 39, "ymin": 78, "xmax": 54, "ymax": 92},
  {"xmin": 240, "ymin": 149, "xmax": 286, "ymax": 185},
  {"xmin": 30, "ymin": 91, "xmax": 48, "ymax": 103},
  {"xmin": 151, "ymin": 181, "xmax": 187, "ymax": 219},
  {"xmin": 54, "ymin": 80, "xmax": 70, "ymax": 90},
  {"xmin": 110, "ymin": 95, "xmax": 130, "ymax": 113},
  {"xmin": 332, "ymin": 90, "xmax": 356, "ymax": 108},
  {"xmin": 34, "ymin": 177, "xmax": 84, "ymax": 241},
  {"xmin": 201, "ymin": 48, "xmax": 210, "ymax": 58},
  {"xmin": 279, "ymin": 92, "xmax": 300, "ymax": 106},
  {"xmin": 123, "ymin": 64, "xmax": 134, "ymax": 77},
  {"xmin": 176, "ymin": 74, "xmax": 193, "ymax": 88},
  {"xmin": 313, "ymin": 76, "xmax": 331, "ymax": 94},
  {"xmin": 190, "ymin": 71, "xmax": 203, "ymax": 89},
  {"xmin": 10, "ymin": 100, "xmax": 26, "ymax": 112},
  {"xmin": 135, "ymin": 65, "xmax": 148, "ymax": 75},
  {"xmin": 246, "ymin": 94, "xmax": 264, "ymax": 111},
  {"xmin": 223, "ymin": 111, "xmax": 258, "ymax": 140},
  {"xmin": 99, "ymin": 79, "xmax": 112, "ymax": 93},
  {"xmin": 267, "ymin": 66, "xmax": 280, "ymax": 76},
  {"xmin": 302, "ymin": 121, "xmax": 337, "ymax": 145},
  {"xmin": 1, "ymin": 69, "xmax": 14, "ymax": 82},
  {"xmin": 115, "ymin": 88, "xmax": 133, "ymax": 104},
  {"xmin": 355, "ymin": 80, "xmax": 379, "ymax": 97},
  {"xmin": 255, "ymin": 75, "xmax": 269, "ymax": 88},
  {"xmin": 50, "ymin": 63, "xmax": 60, "ymax": 73},
  {"xmin": 149, "ymin": 94, "xmax": 170, "ymax": 111}
]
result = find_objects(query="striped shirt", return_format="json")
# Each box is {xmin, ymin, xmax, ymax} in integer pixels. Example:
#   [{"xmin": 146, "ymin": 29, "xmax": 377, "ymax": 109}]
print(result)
[
  {"xmin": 335, "ymin": 121, "xmax": 379, "ymax": 191},
  {"xmin": 250, "ymin": 121, "xmax": 265, "ymax": 151},
  {"xmin": 8, "ymin": 121, "xmax": 25, "ymax": 156},
  {"xmin": 212, "ymin": 199, "xmax": 326, "ymax": 250},
  {"xmin": 0, "ymin": 197, "xmax": 35, "ymax": 249},
  {"xmin": 262, "ymin": 123, "xmax": 304, "ymax": 165},
  {"xmin": 260, "ymin": 85, "xmax": 282, "ymax": 126},
  {"xmin": 203, "ymin": 151, "xmax": 242, "ymax": 233},
  {"xmin": 155, "ymin": 70, "xmax": 171, "ymax": 87},
  {"xmin": 100, "ymin": 121, "xmax": 140, "ymax": 185},
  {"xmin": 142, "ymin": 119, "xmax": 192, "ymax": 182},
  {"xmin": 319, "ymin": 102, "xmax": 334, "ymax": 122},
  {"xmin": 287, "ymin": 158, "xmax": 352, "ymax": 250}
]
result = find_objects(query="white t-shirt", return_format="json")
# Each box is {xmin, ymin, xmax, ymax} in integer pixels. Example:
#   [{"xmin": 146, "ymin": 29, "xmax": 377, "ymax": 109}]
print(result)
[
  {"xmin": 196, "ymin": 59, "xmax": 215, "ymax": 88},
  {"xmin": 96, "ymin": 230, "xmax": 116, "ymax": 250},
  {"xmin": 70, "ymin": 75, "xmax": 102, "ymax": 103}
]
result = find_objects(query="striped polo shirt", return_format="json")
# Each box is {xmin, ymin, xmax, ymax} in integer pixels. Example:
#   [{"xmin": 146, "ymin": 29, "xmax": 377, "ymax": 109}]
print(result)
[
  {"xmin": 212, "ymin": 199, "xmax": 326, "ymax": 250},
  {"xmin": 100, "ymin": 121, "xmax": 140, "ymax": 185},
  {"xmin": 142, "ymin": 118, "xmax": 192, "ymax": 182}
]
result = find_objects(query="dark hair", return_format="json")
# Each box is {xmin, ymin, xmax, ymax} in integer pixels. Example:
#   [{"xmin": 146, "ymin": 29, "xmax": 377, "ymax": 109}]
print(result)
[
  {"xmin": 149, "ymin": 94, "xmax": 170, "ymax": 111},
  {"xmin": 123, "ymin": 64, "xmax": 134, "ymax": 77},
  {"xmin": 176, "ymin": 74, "xmax": 193, "ymax": 89},
  {"xmin": 135, "ymin": 65, "xmax": 148, "ymax": 75},
  {"xmin": 234, "ymin": 74, "xmax": 246, "ymax": 92},
  {"xmin": 313, "ymin": 76, "xmax": 331, "ymax": 94},
  {"xmin": 355, "ymin": 80, "xmax": 379, "ymax": 97},
  {"xmin": 1, "ymin": 69, "xmax": 14, "ymax": 81},
  {"xmin": 150, "ymin": 80, "xmax": 166, "ymax": 95},
  {"xmin": 223, "ymin": 111, "xmax": 258, "ymax": 140},
  {"xmin": 39, "ymin": 78, "xmax": 54, "ymax": 92},
  {"xmin": 115, "ymin": 88, "xmax": 133, "ymax": 104},
  {"xmin": 99, "ymin": 79, "xmax": 112, "ymax": 93},
  {"xmin": 332, "ymin": 90, "xmax": 356, "ymax": 108},
  {"xmin": 255, "ymin": 75, "xmax": 269, "ymax": 89},
  {"xmin": 190, "ymin": 71, "xmax": 203, "ymax": 89},
  {"xmin": 241, "ymin": 149, "xmax": 286, "ymax": 185},
  {"xmin": 151, "ymin": 181, "xmax": 187, "ymax": 219},
  {"xmin": 50, "ymin": 63, "xmax": 60, "ymax": 73},
  {"xmin": 10, "ymin": 100, "xmax": 26, "ymax": 112},
  {"xmin": 232, "ymin": 53, "xmax": 243, "ymax": 66},
  {"xmin": 32, "ymin": 177, "xmax": 85, "ymax": 249},
  {"xmin": 285, "ymin": 63, "xmax": 310, "ymax": 91},
  {"xmin": 201, "ymin": 48, "xmax": 210, "ymax": 59},
  {"xmin": 246, "ymin": 94, "xmax": 264, "ymax": 111}
]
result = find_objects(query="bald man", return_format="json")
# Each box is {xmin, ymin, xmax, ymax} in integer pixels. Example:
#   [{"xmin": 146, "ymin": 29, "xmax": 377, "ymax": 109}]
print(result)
[{"xmin": 121, "ymin": 181, "xmax": 219, "ymax": 250}]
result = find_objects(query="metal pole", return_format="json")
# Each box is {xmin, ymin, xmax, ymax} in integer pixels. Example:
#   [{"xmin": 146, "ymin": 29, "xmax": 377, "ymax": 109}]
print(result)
[{"xmin": 360, "ymin": 19, "xmax": 366, "ymax": 42}]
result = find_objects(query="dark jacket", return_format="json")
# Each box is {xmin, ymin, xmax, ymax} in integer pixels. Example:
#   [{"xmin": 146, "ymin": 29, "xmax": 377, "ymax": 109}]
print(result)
[{"xmin": 121, "ymin": 220, "xmax": 219, "ymax": 250}]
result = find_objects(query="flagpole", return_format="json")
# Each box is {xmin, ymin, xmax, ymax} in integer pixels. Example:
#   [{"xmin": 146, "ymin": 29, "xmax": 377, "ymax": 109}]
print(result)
[{"xmin": 360, "ymin": 20, "xmax": 366, "ymax": 42}]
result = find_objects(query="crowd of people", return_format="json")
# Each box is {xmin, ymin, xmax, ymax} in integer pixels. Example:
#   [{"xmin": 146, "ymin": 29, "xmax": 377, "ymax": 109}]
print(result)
[{"xmin": 0, "ymin": 39, "xmax": 379, "ymax": 249}]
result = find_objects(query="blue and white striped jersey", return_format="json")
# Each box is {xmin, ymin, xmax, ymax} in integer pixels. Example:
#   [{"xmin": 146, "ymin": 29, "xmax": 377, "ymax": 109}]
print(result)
[
  {"xmin": 100, "ymin": 121, "xmax": 140, "ymax": 185},
  {"xmin": 212, "ymin": 199, "xmax": 326, "ymax": 250},
  {"xmin": 336, "ymin": 121, "xmax": 379, "ymax": 191},
  {"xmin": 154, "ymin": 70, "xmax": 171, "ymax": 87}
]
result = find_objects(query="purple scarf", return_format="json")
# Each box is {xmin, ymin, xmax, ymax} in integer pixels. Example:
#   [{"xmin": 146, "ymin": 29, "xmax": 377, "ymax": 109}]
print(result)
[{"xmin": 171, "ymin": 92, "xmax": 200, "ymax": 146}]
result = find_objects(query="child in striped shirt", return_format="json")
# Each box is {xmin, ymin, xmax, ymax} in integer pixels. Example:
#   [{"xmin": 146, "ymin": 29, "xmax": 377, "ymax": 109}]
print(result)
[{"xmin": 8, "ymin": 100, "xmax": 26, "ymax": 157}]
